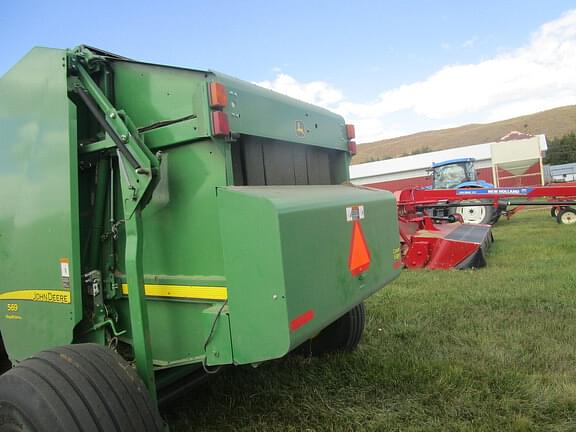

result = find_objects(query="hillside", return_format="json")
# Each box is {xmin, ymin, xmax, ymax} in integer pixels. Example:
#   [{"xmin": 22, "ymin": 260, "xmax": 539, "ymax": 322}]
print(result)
[{"xmin": 352, "ymin": 105, "xmax": 576, "ymax": 164}]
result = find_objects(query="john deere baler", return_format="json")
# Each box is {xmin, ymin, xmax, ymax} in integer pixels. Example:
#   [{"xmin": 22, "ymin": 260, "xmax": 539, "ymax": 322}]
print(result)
[{"xmin": 0, "ymin": 46, "xmax": 400, "ymax": 430}]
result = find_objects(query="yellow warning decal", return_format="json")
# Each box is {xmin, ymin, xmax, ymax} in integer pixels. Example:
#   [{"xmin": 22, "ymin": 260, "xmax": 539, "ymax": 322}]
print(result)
[
  {"xmin": 0, "ymin": 290, "xmax": 71, "ymax": 304},
  {"xmin": 393, "ymin": 247, "xmax": 401, "ymax": 261},
  {"xmin": 121, "ymin": 284, "xmax": 228, "ymax": 301}
]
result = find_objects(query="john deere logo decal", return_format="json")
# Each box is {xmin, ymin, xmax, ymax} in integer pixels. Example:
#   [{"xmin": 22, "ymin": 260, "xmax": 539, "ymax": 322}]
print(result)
[{"xmin": 295, "ymin": 120, "xmax": 305, "ymax": 137}]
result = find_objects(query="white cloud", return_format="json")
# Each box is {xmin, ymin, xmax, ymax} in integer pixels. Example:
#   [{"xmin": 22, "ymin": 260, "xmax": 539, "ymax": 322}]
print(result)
[
  {"xmin": 461, "ymin": 37, "xmax": 478, "ymax": 48},
  {"xmin": 256, "ymin": 9, "xmax": 576, "ymax": 143},
  {"xmin": 258, "ymin": 73, "xmax": 344, "ymax": 109}
]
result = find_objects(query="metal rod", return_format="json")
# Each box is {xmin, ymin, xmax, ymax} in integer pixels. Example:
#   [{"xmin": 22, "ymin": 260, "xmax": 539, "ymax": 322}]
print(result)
[
  {"xmin": 417, "ymin": 201, "xmax": 576, "ymax": 209},
  {"xmin": 502, "ymin": 201, "xmax": 576, "ymax": 206},
  {"xmin": 87, "ymin": 158, "xmax": 110, "ymax": 270},
  {"xmin": 124, "ymin": 213, "xmax": 157, "ymax": 403},
  {"xmin": 74, "ymin": 87, "xmax": 140, "ymax": 169},
  {"xmin": 137, "ymin": 113, "xmax": 197, "ymax": 134}
]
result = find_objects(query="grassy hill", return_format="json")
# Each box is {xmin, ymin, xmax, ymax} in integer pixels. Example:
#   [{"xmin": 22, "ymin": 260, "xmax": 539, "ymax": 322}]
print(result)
[{"xmin": 353, "ymin": 105, "xmax": 576, "ymax": 164}]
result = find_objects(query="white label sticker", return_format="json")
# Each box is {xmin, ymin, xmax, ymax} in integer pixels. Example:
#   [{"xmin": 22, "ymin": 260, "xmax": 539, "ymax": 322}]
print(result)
[
  {"xmin": 346, "ymin": 205, "xmax": 365, "ymax": 222},
  {"xmin": 60, "ymin": 260, "xmax": 70, "ymax": 277},
  {"xmin": 59, "ymin": 259, "xmax": 70, "ymax": 289}
]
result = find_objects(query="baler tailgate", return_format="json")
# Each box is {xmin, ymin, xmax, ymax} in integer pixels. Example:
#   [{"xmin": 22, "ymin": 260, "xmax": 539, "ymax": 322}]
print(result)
[{"xmin": 217, "ymin": 185, "xmax": 400, "ymax": 364}]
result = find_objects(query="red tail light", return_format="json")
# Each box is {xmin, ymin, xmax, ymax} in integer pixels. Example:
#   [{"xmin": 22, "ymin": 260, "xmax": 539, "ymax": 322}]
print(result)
[
  {"xmin": 346, "ymin": 124, "xmax": 357, "ymax": 155},
  {"xmin": 209, "ymin": 82, "xmax": 228, "ymax": 109},
  {"xmin": 348, "ymin": 140, "xmax": 357, "ymax": 155},
  {"xmin": 346, "ymin": 124, "xmax": 356, "ymax": 140},
  {"xmin": 211, "ymin": 111, "xmax": 230, "ymax": 136}
]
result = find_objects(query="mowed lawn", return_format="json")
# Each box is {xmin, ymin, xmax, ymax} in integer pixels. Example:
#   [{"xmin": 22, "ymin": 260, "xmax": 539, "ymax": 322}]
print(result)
[{"xmin": 167, "ymin": 208, "xmax": 576, "ymax": 431}]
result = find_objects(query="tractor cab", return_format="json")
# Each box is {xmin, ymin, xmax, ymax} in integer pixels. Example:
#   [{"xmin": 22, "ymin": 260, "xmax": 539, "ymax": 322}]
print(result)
[
  {"xmin": 431, "ymin": 158, "xmax": 492, "ymax": 189},
  {"xmin": 431, "ymin": 158, "xmax": 476, "ymax": 189}
]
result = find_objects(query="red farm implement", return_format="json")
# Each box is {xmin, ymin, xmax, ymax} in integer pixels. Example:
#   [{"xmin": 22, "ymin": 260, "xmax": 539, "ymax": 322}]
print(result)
[{"xmin": 395, "ymin": 185, "xmax": 576, "ymax": 270}]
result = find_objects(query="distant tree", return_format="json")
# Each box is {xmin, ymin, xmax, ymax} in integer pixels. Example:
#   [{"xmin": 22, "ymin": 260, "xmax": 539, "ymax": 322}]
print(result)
[{"xmin": 544, "ymin": 132, "xmax": 576, "ymax": 165}]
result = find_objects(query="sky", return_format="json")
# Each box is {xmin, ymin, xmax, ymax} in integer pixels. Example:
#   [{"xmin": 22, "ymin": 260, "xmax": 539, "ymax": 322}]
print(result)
[{"xmin": 2, "ymin": 1, "xmax": 576, "ymax": 143}]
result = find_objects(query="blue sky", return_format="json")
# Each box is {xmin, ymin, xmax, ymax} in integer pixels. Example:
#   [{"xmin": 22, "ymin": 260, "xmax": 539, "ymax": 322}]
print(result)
[{"xmin": 2, "ymin": 1, "xmax": 576, "ymax": 142}]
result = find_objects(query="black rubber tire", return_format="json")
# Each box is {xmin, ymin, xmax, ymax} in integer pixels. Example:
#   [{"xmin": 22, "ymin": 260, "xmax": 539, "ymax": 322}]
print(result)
[
  {"xmin": 556, "ymin": 207, "xmax": 576, "ymax": 225},
  {"xmin": 488, "ymin": 208, "xmax": 501, "ymax": 225},
  {"xmin": 551, "ymin": 206, "xmax": 559, "ymax": 217},
  {"xmin": 0, "ymin": 344, "xmax": 164, "ymax": 432},
  {"xmin": 0, "ymin": 333, "xmax": 10, "ymax": 375},
  {"xmin": 299, "ymin": 303, "xmax": 366, "ymax": 356}
]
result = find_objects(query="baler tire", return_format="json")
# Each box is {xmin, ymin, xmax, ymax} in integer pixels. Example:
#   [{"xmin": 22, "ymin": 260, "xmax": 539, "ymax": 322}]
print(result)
[
  {"xmin": 556, "ymin": 207, "xmax": 576, "ymax": 225},
  {"xmin": 0, "ymin": 344, "xmax": 164, "ymax": 432},
  {"xmin": 302, "ymin": 302, "xmax": 366, "ymax": 356},
  {"xmin": 0, "ymin": 333, "xmax": 10, "ymax": 375}
]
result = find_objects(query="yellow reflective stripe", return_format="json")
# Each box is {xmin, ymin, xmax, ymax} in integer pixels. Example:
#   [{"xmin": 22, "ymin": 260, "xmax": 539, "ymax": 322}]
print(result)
[
  {"xmin": 0, "ymin": 290, "xmax": 71, "ymax": 304},
  {"xmin": 121, "ymin": 284, "xmax": 227, "ymax": 301}
]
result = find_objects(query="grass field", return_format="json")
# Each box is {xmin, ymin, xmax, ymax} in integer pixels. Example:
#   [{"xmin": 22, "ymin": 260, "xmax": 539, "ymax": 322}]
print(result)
[{"xmin": 166, "ymin": 208, "xmax": 576, "ymax": 431}]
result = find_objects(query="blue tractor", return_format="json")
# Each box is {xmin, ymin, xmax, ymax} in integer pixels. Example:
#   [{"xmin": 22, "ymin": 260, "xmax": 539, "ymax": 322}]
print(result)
[
  {"xmin": 431, "ymin": 158, "xmax": 493, "ymax": 190},
  {"xmin": 430, "ymin": 158, "xmax": 500, "ymax": 224}
]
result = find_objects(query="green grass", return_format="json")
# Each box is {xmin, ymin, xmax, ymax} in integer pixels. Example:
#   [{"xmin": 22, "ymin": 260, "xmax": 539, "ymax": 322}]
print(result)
[{"xmin": 166, "ymin": 208, "xmax": 576, "ymax": 431}]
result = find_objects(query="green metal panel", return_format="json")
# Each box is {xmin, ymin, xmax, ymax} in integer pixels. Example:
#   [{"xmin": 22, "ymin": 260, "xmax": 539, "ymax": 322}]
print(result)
[
  {"xmin": 218, "ymin": 185, "xmax": 400, "ymax": 364},
  {"xmin": 109, "ymin": 138, "xmax": 229, "ymax": 284},
  {"xmin": 139, "ymin": 141, "xmax": 228, "ymax": 277},
  {"xmin": 0, "ymin": 48, "xmax": 82, "ymax": 361},
  {"xmin": 109, "ymin": 61, "xmax": 231, "ymax": 278},
  {"xmin": 90, "ymin": 59, "xmax": 349, "ymax": 153},
  {"xmin": 215, "ymin": 72, "xmax": 348, "ymax": 151},
  {"xmin": 203, "ymin": 305, "xmax": 233, "ymax": 366},
  {"xmin": 111, "ymin": 61, "xmax": 212, "ymax": 150},
  {"xmin": 114, "ymin": 299, "xmax": 232, "ymax": 367}
]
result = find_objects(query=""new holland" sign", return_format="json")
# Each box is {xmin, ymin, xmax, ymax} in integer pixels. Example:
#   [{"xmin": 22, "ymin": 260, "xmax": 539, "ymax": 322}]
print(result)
[{"xmin": 456, "ymin": 188, "xmax": 534, "ymax": 196}]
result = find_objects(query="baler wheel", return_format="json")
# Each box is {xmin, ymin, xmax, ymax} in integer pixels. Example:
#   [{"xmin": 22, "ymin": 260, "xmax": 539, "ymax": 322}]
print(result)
[
  {"xmin": 0, "ymin": 333, "xmax": 10, "ymax": 375},
  {"xmin": 557, "ymin": 207, "xmax": 576, "ymax": 225},
  {"xmin": 301, "ymin": 302, "xmax": 366, "ymax": 356},
  {"xmin": 551, "ymin": 206, "xmax": 561, "ymax": 217},
  {"xmin": 0, "ymin": 344, "xmax": 164, "ymax": 432}
]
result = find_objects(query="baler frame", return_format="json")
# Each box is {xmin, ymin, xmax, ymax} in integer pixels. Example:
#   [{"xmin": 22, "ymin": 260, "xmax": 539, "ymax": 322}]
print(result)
[{"xmin": 69, "ymin": 47, "xmax": 161, "ymax": 399}]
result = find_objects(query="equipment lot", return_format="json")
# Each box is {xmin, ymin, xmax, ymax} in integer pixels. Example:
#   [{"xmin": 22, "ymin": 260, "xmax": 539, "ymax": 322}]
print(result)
[{"xmin": 167, "ymin": 208, "xmax": 576, "ymax": 431}]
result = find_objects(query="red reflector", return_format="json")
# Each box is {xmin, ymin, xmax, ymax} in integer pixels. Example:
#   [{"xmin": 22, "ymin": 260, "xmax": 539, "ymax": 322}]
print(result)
[
  {"xmin": 211, "ymin": 111, "xmax": 230, "ymax": 136},
  {"xmin": 290, "ymin": 309, "xmax": 315, "ymax": 332},
  {"xmin": 348, "ymin": 220, "xmax": 371, "ymax": 276},
  {"xmin": 209, "ymin": 82, "xmax": 228, "ymax": 109},
  {"xmin": 346, "ymin": 124, "xmax": 356, "ymax": 140},
  {"xmin": 348, "ymin": 140, "xmax": 357, "ymax": 156}
]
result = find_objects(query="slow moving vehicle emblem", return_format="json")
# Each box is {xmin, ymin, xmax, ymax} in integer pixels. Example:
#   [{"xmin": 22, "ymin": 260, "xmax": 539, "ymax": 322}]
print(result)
[{"xmin": 347, "ymin": 206, "xmax": 371, "ymax": 275}]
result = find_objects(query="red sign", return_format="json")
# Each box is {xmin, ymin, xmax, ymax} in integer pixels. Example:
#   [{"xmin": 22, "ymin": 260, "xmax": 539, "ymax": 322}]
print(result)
[{"xmin": 348, "ymin": 220, "xmax": 371, "ymax": 276}]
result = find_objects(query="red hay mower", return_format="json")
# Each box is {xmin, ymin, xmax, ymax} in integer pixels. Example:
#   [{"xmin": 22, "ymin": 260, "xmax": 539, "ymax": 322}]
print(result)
[{"xmin": 394, "ymin": 185, "xmax": 576, "ymax": 270}]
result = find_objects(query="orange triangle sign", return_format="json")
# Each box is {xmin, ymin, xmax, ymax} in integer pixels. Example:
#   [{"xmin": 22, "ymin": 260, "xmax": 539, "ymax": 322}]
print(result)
[{"xmin": 348, "ymin": 220, "xmax": 371, "ymax": 276}]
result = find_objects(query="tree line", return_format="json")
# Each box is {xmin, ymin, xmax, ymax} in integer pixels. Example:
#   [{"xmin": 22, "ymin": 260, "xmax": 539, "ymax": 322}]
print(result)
[{"xmin": 544, "ymin": 132, "xmax": 576, "ymax": 165}]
